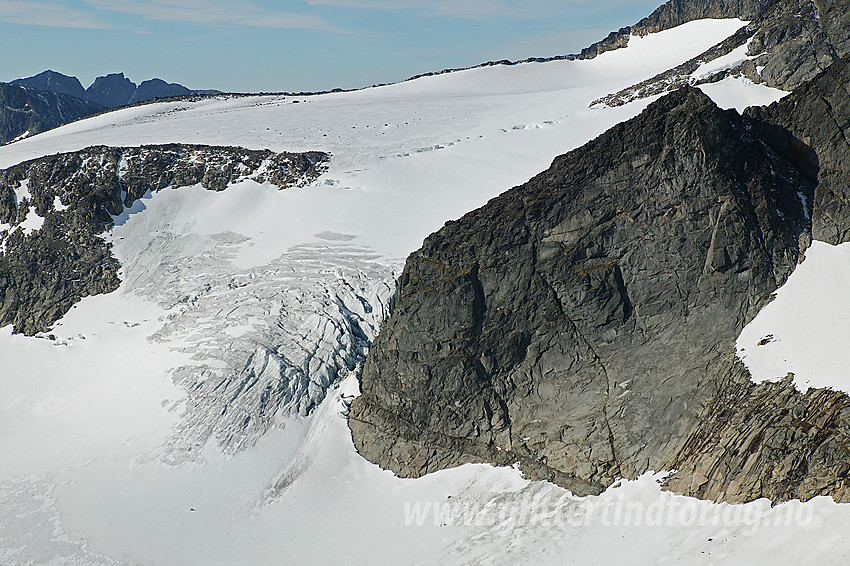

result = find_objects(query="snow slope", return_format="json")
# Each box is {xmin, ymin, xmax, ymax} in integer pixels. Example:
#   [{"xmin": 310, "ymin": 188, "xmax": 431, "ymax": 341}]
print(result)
[
  {"xmin": 2, "ymin": 18, "xmax": 848, "ymax": 565},
  {"xmin": 738, "ymin": 241, "xmax": 850, "ymax": 394}
]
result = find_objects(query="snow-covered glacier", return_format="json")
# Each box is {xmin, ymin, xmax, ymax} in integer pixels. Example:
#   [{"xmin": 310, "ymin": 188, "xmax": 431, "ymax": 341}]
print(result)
[{"xmin": 4, "ymin": 18, "xmax": 848, "ymax": 566}]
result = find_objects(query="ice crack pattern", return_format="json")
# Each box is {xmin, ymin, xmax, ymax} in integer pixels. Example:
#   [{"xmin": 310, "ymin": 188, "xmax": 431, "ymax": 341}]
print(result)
[{"xmin": 112, "ymin": 195, "xmax": 396, "ymax": 463}]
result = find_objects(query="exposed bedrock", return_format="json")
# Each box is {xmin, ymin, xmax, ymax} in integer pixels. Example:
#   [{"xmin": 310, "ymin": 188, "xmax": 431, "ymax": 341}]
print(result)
[
  {"xmin": 350, "ymin": 87, "xmax": 850, "ymax": 504},
  {"xmin": 0, "ymin": 144, "xmax": 328, "ymax": 335},
  {"xmin": 595, "ymin": 0, "xmax": 850, "ymax": 108},
  {"xmin": 0, "ymin": 82, "xmax": 106, "ymax": 145},
  {"xmin": 748, "ymin": 55, "xmax": 850, "ymax": 245}
]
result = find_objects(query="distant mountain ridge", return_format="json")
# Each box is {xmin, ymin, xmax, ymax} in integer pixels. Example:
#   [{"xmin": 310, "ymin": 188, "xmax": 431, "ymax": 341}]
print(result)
[
  {"xmin": 9, "ymin": 70, "xmax": 86, "ymax": 99},
  {"xmin": 11, "ymin": 70, "xmax": 219, "ymax": 109},
  {"xmin": 0, "ymin": 83, "xmax": 105, "ymax": 146}
]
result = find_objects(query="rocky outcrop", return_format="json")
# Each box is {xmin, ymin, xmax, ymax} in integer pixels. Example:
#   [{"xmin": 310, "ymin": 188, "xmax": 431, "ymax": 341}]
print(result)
[
  {"xmin": 0, "ymin": 144, "xmax": 328, "ymax": 335},
  {"xmin": 749, "ymin": 0, "xmax": 848, "ymax": 92},
  {"xmin": 591, "ymin": 25, "xmax": 752, "ymax": 108},
  {"xmin": 350, "ymin": 87, "xmax": 850, "ymax": 504},
  {"xmin": 595, "ymin": 0, "xmax": 850, "ymax": 108},
  {"xmin": 663, "ymin": 364, "xmax": 850, "ymax": 503},
  {"xmin": 0, "ymin": 83, "xmax": 106, "ymax": 145},
  {"xmin": 11, "ymin": 70, "xmax": 86, "ymax": 99},
  {"xmin": 747, "ymin": 55, "xmax": 850, "ymax": 244},
  {"xmin": 631, "ymin": 0, "xmax": 770, "ymax": 36}
]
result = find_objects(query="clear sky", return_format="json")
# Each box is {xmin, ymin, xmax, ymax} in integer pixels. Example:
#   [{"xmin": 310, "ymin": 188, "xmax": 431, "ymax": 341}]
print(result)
[{"xmin": 1, "ymin": 0, "xmax": 665, "ymax": 93}]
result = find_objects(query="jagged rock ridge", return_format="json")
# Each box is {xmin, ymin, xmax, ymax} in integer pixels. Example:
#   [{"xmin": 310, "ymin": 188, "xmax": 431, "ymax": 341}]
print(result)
[
  {"xmin": 128, "ymin": 78, "xmax": 192, "ymax": 104},
  {"xmin": 0, "ymin": 83, "xmax": 106, "ymax": 145},
  {"xmin": 0, "ymin": 144, "xmax": 328, "ymax": 335},
  {"xmin": 84, "ymin": 73, "xmax": 200, "ymax": 108},
  {"xmin": 594, "ymin": 0, "xmax": 849, "ymax": 107},
  {"xmin": 12, "ymin": 70, "xmax": 213, "ymax": 110},
  {"xmin": 350, "ymin": 85, "xmax": 850, "ymax": 504}
]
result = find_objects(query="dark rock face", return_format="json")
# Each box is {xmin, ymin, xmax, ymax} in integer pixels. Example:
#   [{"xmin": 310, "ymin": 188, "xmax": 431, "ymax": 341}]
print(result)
[
  {"xmin": 84, "ymin": 73, "xmax": 138, "ymax": 108},
  {"xmin": 0, "ymin": 83, "xmax": 106, "ymax": 145},
  {"xmin": 596, "ymin": 0, "xmax": 850, "ymax": 108},
  {"xmin": 128, "ymin": 78, "xmax": 192, "ymax": 104},
  {"xmin": 350, "ymin": 87, "xmax": 850, "ymax": 504},
  {"xmin": 747, "ymin": 0, "xmax": 848, "ymax": 92},
  {"xmin": 748, "ymin": 56, "xmax": 850, "ymax": 244},
  {"xmin": 631, "ymin": 0, "xmax": 770, "ymax": 35},
  {"xmin": 11, "ymin": 70, "xmax": 86, "ymax": 99},
  {"xmin": 0, "ymin": 145, "xmax": 329, "ymax": 335}
]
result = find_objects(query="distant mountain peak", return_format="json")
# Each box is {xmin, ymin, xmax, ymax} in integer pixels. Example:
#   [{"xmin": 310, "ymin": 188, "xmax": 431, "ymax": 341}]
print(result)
[
  {"xmin": 84, "ymin": 72, "xmax": 138, "ymax": 108},
  {"xmin": 11, "ymin": 70, "xmax": 86, "ymax": 99},
  {"xmin": 11, "ymin": 69, "xmax": 213, "ymax": 109},
  {"xmin": 128, "ymin": 78, "xmax": 192, "ymax": 104}
]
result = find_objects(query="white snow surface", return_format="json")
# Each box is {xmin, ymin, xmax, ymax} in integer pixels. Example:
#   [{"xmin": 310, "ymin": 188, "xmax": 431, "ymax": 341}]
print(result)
[
  {"xmin": 697, "ymin": 75, "xmax": 788, "ymax": 111},
  {"xmin": 692, "ymin": 42, "xmax": 754, "ymax": 79},
  {"xmin": 52, "ymin": 195, "xmax": 69, "ymax": 211},
  {"xmin": 689, "ymin": 37, "xmax": 788, "ymax": 112},
  {"xmin": 13, "ymin": 178, "xmax": 31, "ymax": 205},
  {"xmin": 18, "ymin": 207, "xmax": 44, "ymax": 236},
  {"xmin": 2, "ymin": 18, "xmax": 849, "ymax": 565},
  {"xmin": 738, "ymin": 241, "xmax": 850, "ymax": 394}
]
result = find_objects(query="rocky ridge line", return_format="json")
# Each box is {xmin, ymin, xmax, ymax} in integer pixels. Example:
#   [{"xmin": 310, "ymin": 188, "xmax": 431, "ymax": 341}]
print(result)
[
  {"xmin": 593, "ymin": 0, "xmax": 848, "ymax": 108},
  {"xmin": 0, "ymin": 83, "xmax": 106, "ymax": 145},
  {"xmin": 0, "ymin": 144, "xmax": 328, "ymax": 335}
]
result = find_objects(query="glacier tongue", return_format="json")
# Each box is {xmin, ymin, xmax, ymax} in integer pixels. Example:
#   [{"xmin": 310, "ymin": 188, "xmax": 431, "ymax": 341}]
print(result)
[{"xmin": 108, "ymin": 182, "xmax": 396, "ymax": 462}]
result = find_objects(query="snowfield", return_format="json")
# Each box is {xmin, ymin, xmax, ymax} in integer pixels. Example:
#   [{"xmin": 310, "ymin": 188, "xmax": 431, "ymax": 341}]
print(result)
[
  {"xmin": 1, "ymin": 18, "xmax": 847, "ymax": 565},
  {"xmin": 738, "ymin": 241, "xmax": 850, "ymax": 394}
]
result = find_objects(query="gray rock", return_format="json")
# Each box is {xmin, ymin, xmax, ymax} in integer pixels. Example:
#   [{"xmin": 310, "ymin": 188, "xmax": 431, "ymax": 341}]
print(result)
[
  {"xmin": 594, "ymin": 0, "xmax": 850, "ymax": 108},
  {"xmin": 350, "ymin": 87, "xmax": 850, "ymax": 504},
  {"xmin": 747, "ymin": 55, "xmax": 850, "ymax": 244},
  {"xmin": 0, "ymin": 83, "xmax": 106, "ymax": 145},
  {"xmin": 0, "ymin": 144, "xmax": 328, "ymax": 335}
]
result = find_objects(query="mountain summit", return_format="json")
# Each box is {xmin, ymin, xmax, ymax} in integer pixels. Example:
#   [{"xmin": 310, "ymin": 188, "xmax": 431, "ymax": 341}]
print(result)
[
  {"xmin": 83, "ymin": 72, "xmax": 138, "ymax": 108},
  {"xmin": 10, "ymin": 70, "xmax": 86, "ymax": 99}
]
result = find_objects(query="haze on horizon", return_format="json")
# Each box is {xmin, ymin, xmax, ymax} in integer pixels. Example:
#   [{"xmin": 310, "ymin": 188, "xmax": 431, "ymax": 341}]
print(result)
[{"xmin": 1, "ymin": 0, "xmax": 663, "ymax": 93}]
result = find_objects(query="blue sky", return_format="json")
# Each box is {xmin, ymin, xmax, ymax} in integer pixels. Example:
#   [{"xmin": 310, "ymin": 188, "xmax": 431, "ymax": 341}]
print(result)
[{"xmin": 1, "ymin": 0, "xmax": 664, "ymax": 92}]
